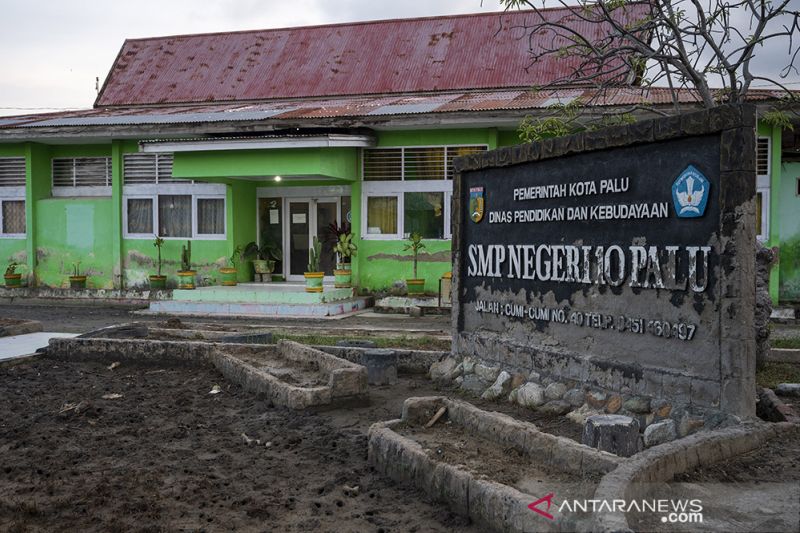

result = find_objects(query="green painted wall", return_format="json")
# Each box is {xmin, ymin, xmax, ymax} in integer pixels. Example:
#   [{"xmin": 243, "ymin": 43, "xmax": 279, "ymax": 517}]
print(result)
[
  {"xmin": 172, "ymin": 147, "xmax": 358, "ymax": 181},
  {"xmin": 35, "ymin": 198, "xmax": 116, "ymax": 288},
  {"xmin": 122, "ymin": 238, "xmax": 229, "ymax": 288},
  {"xmin": 758, "ymin": 123, "xmax": 782, "ymax": 303},
  {"xmin": 357, "ymin": 239, "xmax": 451, "ymax": 293},
  {"xmin": 779, "ymin": 161, "xmax": 800, "ymax": 302}
]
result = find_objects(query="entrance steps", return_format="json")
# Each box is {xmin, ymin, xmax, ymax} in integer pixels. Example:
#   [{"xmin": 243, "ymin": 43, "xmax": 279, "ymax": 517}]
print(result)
[{"xmin": 147, "ymin": 282, "xmax": 372, "ymax": 318}]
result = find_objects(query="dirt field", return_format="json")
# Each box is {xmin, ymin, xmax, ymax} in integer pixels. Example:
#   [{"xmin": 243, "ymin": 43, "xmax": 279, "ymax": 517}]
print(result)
[{"xmin": 0, "ymin": 356, "xmax": 485, "ymax": 532}]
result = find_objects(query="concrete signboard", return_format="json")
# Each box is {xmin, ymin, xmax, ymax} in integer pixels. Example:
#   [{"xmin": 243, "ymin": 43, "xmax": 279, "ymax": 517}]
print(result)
[{"xmin": 452, "ymin": 106, "xmax": 757, "ymax": 417}]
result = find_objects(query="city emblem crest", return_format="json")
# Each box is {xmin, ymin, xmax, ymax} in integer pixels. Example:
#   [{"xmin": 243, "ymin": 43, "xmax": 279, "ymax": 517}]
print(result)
[
  {"xmin": 469, "ymin": 186, "xmax": 485, "ymax": 223},
  {"xmin": 672, "ymin": 165, "xmax": 710, "ymax": 218}
]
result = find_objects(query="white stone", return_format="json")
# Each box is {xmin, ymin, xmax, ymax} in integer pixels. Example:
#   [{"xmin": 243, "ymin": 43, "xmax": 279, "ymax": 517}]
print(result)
[
  {"xmin": 771, "ymin": 308, "xmax": 796, "ymax": 320},
  {"xmin": 462, "ymin": 357, "xmax": 477, "ymax": 374},
  {"xmin": 776, "ymin": 383, "xmax": 800, "ymax": 397},
  {"xmin": 429, "ymin": 357, "xmax": 458, "ymax": 381},
  {"xmin": 481, "ymin": 371, "xmax": 512, "ymax": 400},
  {"xmin": 566, "ymin": 404, "xmax": 602, "ymax": 425},
  {"xmin": 516, "ymin": 382, "xmax": 546, "ymax": 408},
  {"xmin": 474, "ymin": 363, "xmax": 501, "ymax": 382},
  {"xmin": 545, "ymin": 382, "xmax": 567, "ymax": 401},
  {"xmin": 643, "ymin": 419, "xmax": 677, "ymax": 448},
  {"xmin": 528, "ymin": 370, "xmax": 541, "ymax": 383}
]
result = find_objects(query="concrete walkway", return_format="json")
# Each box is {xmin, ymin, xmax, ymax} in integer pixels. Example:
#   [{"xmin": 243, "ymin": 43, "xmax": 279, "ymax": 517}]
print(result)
[{"xmin": 0, "ymin": 332, "xmax": 77, "ymax": 362}]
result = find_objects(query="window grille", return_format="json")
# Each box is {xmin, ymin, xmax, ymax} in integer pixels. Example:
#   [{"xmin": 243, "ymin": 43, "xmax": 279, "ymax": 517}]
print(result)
[
  {"xmin": 0, "ymin": 157, "xmax": 25, "ymax": 187},
  {"xmin": 123, "ymin": 153, "xmax": 175, "ymax": 184},
  {"xmin": 52, "ymin": 157, "xmax": 111, "ymax": 187}
]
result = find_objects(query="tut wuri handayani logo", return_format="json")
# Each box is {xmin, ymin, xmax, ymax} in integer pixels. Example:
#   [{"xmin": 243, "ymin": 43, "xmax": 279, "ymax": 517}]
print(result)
[
  {"xmin": 672, "ymin": 165, "xmax": 710, "ymax": 218},
  {"xmin": 470, "ymin": 186, "xmax": 485, "ymax": 223}
]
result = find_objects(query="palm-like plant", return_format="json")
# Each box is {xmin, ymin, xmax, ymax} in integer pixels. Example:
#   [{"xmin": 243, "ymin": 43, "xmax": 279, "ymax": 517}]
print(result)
[{"xmin": 403, "ymin": 232, "xmax": 426, "ymax": 279}]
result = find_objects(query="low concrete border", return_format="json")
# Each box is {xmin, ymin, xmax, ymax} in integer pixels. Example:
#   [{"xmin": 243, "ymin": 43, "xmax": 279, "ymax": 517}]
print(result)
[
  {"xmin": 45, "ymin": 337, "xmax": 367, "ymax": 409},
  {"xmin": 368, "ymin": 396, "xmax": 621, "ymax": 532},
  {"xmin": 592, "ymin": 420, "xmax": 799, "ymax": 532},
  {"xmin": 316, "ymin": 345, "xmax": 447, "ymax": 374},
  {"xmin": 768, "ymin": 348, "xmax": 800, "ymax": 363},
  {"xmin": 0, "ymin": 319, "xmax": 43, "ymax": 337},
  {"xmin": 0, "ymin": 287, "xmax": 163, "ymax": 306}
]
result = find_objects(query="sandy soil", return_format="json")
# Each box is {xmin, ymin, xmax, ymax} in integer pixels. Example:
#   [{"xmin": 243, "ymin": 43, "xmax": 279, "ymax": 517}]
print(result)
[{"xmin": 0, "ymin": 356, "xmax": 482, "ymax": 533}]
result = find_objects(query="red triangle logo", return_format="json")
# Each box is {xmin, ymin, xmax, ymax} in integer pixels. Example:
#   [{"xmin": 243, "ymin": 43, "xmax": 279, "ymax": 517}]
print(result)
[{"xmin": 528, "ymin": 493, "xmax": 555, "ymax": 520}]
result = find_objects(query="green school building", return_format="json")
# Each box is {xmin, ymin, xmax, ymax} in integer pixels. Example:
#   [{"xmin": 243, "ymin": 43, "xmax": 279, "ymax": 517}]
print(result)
[{"xmin": 0, "ymin": 10, "xmax": 797, "ymax": 305}]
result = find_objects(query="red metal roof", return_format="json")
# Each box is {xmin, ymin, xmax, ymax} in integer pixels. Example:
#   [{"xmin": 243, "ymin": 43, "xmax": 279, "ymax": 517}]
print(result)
[
  {"xmin": 2, "ymin": 87, "xmax": 788, "ymax": 131},
  {"xmin": 95, "ymin": 7, "xmax": 649, "ymax": 107}
]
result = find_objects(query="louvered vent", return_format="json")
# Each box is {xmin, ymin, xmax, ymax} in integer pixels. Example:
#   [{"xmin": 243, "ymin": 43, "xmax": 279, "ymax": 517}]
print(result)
[
  {"xmin": 446, "ymin": 146, "xmax": 486, "ymax": 179},
  {"xmin": 52, "ymin": 157, "xmax": 111, "ymax": 187},
  {"xmin": 123, "ymin": 153, "xmax": 174, "ymax": 184},
  {"xmin": 364, "ymin": 145, "xmax": 487, "ymax": 181},
  {"xmin": 404, "ymin": 147, "xmax": 445, "ymax": 180},
  {"xmin": 756, "ymin": 137, "xmax": 770, "ymax": 176},
  {"xmin": 363, "ymin": 148, "xmax": 402, "ymax": 181},
  {"xmin": 0, "ymin": 158, "xmax": 25, "ymax": 187}
]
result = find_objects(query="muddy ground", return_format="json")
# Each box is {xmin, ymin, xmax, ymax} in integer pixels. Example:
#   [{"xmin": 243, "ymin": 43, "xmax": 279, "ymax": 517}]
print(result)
[
  {"xmin": 0, "ymin": 303, "xmax": 450, "ymax": 336},
  {"xmin": 0, "ymin": 356, "xmax": 483, "ymax": 532}
]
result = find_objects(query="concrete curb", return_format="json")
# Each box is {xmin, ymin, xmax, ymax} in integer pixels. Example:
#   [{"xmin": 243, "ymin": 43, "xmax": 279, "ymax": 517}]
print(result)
[
  {"xmin": 768, "ymin": 348, "xmax": 800, "ymax": 363},
  {"xmin": 45, "ymin": 337, "xmax": 368, "ymax": 409},
  {"xmin": 591, "ymin": 421, "xmax": 799, "ymax": 532},
  {"xmin": 0, "ymin": 319, "xmax": 43, "ymax": 337},
  {"xmin": 368, "ymin": 396, "xmax": 622, "ymax": 532},
  {"xmin": 315, "ymin": 345, "xmax": 447, "ymax": 374}
]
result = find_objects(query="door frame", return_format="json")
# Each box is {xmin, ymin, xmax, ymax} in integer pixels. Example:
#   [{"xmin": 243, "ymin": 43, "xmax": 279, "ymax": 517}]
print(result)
[
  {"xmin": 283, "ymin": 196, "xmax": 341, "ymax": 282},
  {"xmin": 256, "ymin": 185, "xmax": 351, "ymax": 283}
]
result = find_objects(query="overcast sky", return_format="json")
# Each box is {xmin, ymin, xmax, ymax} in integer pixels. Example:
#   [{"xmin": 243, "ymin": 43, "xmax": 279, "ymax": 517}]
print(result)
[{"xmin": 0, "ymin": 0, "xmax": 797, "ymax": 117}]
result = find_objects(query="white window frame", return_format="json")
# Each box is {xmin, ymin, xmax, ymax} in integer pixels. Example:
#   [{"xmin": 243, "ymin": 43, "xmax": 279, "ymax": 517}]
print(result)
[
  {"xmin": 123, "ymin": 182, "xmax": 226, "ymax": 240},
  {"xmin": 194, "ymin": 196, "xmax": 227, "ymax": 239},
  {"xmin": 361, "ymin": 179, "xmax": 452, "ymax": 241},
  {"xmin": 360, "ymin": 144, "xmax": 484, "ymax": 240},
  {"xmin": 756, "ymin": 136, "xmax": 771, "ymax": 242},
  {"xmin": 0, "ymin": 194, "xmax": 26, "ymax": 238}
]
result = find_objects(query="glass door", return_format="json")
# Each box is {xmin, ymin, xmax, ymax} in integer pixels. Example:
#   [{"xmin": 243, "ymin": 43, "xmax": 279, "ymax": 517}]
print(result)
[
  {"xmin": 285, "ymin": 198, "xmax": 341, "ymax": 281},
  {"xmin": 288, "ymin": 201, "xmax": 310, "ymax": 278}
]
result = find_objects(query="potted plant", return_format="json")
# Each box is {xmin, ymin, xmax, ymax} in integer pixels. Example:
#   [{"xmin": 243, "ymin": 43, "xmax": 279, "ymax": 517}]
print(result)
[
  {"xmin": 304, "ymin": 236, "xmax": 324, "ymax": 293},
  {"xmin": 403, "ymin": 232, "xmax": 426, "ymax": 295},
  {"xmin": 177, "ymin": 241, "xmax": 196, "ymax": 290},
  {"xmin": 333, "ymin": 232, "xmax": 357, "ymax": 288},
  {"xmin": 149, "ymin": 235, "xmax": 167, "ymax": 289},
  {"xmin": 4, "ymin": 261, "xmax": 22, "ymax": 288},
  {"xmin": 69, "ymin": 261, "xmax": 87, "ymax": 290},
  {"xmin": 219, "ymin": 245, "xmax": 242, "ymax": 286},
  {"xmin": 243, "ymin": 239, "xmax": 282, "ymax": 281}
]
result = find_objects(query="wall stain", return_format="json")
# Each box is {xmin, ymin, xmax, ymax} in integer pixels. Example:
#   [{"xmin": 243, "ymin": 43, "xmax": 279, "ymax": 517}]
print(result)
[{"xmin": 367, "ymin": 250, "xmax": 451, "ymax": 263}]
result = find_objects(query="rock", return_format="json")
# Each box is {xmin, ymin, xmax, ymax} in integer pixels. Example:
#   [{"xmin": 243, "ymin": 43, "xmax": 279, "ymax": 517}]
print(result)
[
  {"xmin": 545, "ymin": 382, "xmax": 567, "ymax": 401},
  {"xmin": 409, "ymin": 306, "xmax": 424, "ymax": 318},
  {"xmin": 454, "ymin": 376, "xmax": 464, "ymax": 386},
  {"xmin": 678, "ymin": 412, "xmax": 705, "ymax": 437},
  {"xmin": 516, "ymin": 382, "xmax": 546, "ymax": 408},
  {"xmin": 508, "ymin": 388, "xmax": 519, "ymax": 403},
  {"xmin": 605, "ymin": 394, "xmax": 622, "ymax": 414},
  {"xmin": 582, "ymin": 415, "xmax": 640, "ymax": 457},
  {"xmin": 510, "ymin": 373, "xmax": 527, "ymax": 390},
  {"xmin": 585, "ymin": 390, "xmax": 608, "ymax": 408},
  {"xmin": 460, "ymin": 374, "xmax": 487, "ymax": 396},
  {"xmin": 462, "ymin": 357, "xmax": 477, "ymax": 374},
  {"xmin": 540, "ymin": 400, "xmax": 571, "ymax": 416},
  {"xmin": 528, "ymin": 370, "xmax": 541, "ymax": 383},
  {"xmin": 775, "ymin": 383, "xmax": 800, "ymax": 397},
  {"xmin": 652, "ymin": 399, "xmax": 672, "ymax": 419},
  {"xmin": 643, "ymin": 420, "xmax": 676, "ymax": 448},
  {"xmin": 566, "ymin": 404, "xmax": 602, "ymax": 425},
  {"xmin": 563, "ymin": 388, "xmax": 585, "ymax": 407},
  {"xmin": 623, "ymin": 396, "xmax": 651, "ymax": 414},
  {"xmin": 481, "ymin": 371, "xmax": 512, "ymax": 400},
  {"xmin": 474, "ymin": 364, "xmax": 500, "ymax": 382},
  {"xmin": 429, "ymin": 358, "xmax": 459, "ymax": 381}
]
